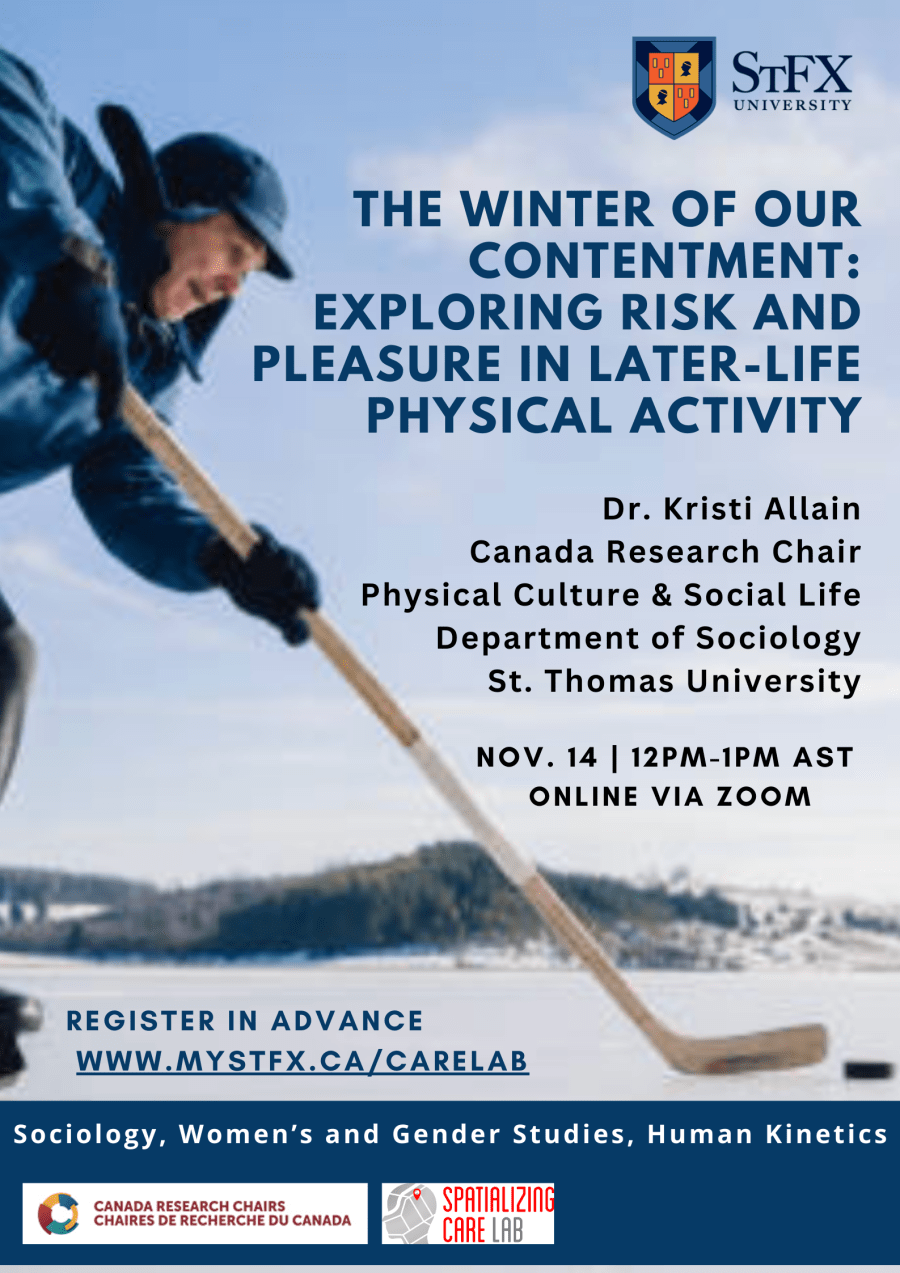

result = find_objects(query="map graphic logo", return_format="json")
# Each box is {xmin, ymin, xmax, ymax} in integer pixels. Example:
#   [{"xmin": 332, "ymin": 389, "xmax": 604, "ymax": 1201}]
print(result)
[
  {"xmin": 633, "ymin": 38, "xmax": 716, "ymax": 137},
  {"xmin": 37, "ymin": 1192, "xmax": 79, "ymax": 1235},
  {"xmin": 382, "ymin": 1183, "xmax": 437, "ymax": 1244}
]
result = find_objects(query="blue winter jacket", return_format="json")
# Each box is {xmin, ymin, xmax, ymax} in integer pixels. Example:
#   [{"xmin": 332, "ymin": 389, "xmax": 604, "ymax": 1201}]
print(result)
[{"xmin": 0, "ymin": 48, "xmax": 225, "ymax": 591}]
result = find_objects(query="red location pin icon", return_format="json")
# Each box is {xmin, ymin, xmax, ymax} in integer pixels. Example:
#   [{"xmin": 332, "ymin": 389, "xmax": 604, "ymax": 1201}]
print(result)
[{"xmin": 413, "ymin": 1189, "xmax": 421, "ymax": 1200}]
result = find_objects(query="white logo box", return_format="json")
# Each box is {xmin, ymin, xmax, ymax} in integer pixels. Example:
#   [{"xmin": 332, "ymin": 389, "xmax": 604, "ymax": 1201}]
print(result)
[
  {"xmin": 382, "ymin": 1182, "xmax": 554, "ymax": 1246},
  {"xmin": 24, "ymin": 1182, "xmax": 367, "ymax": 1245}
]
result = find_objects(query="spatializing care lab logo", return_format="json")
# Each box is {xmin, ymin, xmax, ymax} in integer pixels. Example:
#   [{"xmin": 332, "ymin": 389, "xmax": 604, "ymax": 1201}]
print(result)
[
  {"xmin": 37, "ymin": 1192, "xmax": 79, "ymax": 1235},
  {"xmin": 633, "ymin": 38, "xmax": 716, "ymax": 138},
  {"xmin": 382, "ymin": 1182, "xmax": 554, "ymax": 1246}
]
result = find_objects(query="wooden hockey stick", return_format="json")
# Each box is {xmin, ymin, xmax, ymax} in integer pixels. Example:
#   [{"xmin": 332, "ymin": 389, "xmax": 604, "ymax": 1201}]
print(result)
[{"xmin": 120, "ymin": 384, "xmax": 827, "ymax": 1075}]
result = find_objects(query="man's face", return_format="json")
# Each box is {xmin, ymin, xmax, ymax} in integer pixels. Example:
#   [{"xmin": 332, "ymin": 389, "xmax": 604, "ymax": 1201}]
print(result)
[{"xmin": 150, "ymin": 212, "xmax": 268, "ymax": 321}]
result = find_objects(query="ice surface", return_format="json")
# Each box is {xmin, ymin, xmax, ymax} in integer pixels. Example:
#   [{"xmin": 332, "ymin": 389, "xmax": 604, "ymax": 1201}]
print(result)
[{"xmin": 2, "ymin": 954, "xmax": 897, "ymax": 1102}]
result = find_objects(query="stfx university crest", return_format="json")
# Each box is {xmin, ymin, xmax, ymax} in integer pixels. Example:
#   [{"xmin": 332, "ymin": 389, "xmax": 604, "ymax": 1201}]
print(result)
[{"xmin": 633, "ymin": 38, "xmax": 716, "ymax": 138}]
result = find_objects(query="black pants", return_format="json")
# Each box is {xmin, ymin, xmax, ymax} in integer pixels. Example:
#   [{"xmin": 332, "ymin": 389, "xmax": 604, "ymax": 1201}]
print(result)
[
  {"xmin": 0, "ymin": 589, "xmax": 36, "ymax": 806},
  {"xmin": 0, "ymin": 590, "xmax": 37, "ymax": 1076}
]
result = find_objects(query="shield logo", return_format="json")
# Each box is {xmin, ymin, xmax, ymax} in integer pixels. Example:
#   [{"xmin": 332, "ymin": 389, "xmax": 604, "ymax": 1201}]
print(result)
[{"xmin": 633, "ymin": 39, "xmax": 716, "ymax": 138}]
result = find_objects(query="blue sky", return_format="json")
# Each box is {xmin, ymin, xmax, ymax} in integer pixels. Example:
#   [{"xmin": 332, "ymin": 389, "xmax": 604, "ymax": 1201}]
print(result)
[{"xmin": 0, "ymin": 0, "xmax": 897, "ymax": 900}]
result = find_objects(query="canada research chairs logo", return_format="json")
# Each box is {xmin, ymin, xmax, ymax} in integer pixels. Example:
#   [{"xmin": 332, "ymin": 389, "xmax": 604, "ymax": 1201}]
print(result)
[
  {"xmin": 633, "ymin": 38, "xmax": 716, "ymax": 137},
  {"xmin": 37, "ymin": 1192, "xmax": 78, "ymax": 1235},
  {"xmin": 382, "ymin": 1183, "xmax": 437, "ymax": 1244}
]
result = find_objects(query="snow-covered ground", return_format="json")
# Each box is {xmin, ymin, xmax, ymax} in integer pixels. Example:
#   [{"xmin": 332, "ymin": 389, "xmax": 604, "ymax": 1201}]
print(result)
[{"xmin": 611, "ymin": 883, "xmax": 900, "ymax": 972}]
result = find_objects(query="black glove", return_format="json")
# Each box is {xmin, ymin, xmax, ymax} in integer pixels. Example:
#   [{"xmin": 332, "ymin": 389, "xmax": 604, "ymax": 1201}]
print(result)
[
  {"xmin": 200, "ymin": 525, "xmax": 320, "ymax": 646},
  {"xmin": 18, "ymin": 239, "xmax": 128, "ymax": 422}
]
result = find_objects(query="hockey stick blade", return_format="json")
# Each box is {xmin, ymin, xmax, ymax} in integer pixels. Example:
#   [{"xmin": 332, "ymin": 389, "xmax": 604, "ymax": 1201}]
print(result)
[
  {"xmin": 658, "ymin": 1022, "xmax": 828, "ymax": 1075},
  {"xmin": 519, "ymin": 872, "xmax": 828, "ymax": 1074}
]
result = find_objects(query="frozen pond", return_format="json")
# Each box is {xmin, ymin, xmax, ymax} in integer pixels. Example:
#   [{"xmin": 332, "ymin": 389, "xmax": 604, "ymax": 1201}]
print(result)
[{"xmin": 2, "ymin": 953, "xmax": 897, "ymax": 1102}]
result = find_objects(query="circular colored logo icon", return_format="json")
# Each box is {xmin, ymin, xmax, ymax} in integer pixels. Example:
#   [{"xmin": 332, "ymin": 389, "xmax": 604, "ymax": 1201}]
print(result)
[{"xmin": 38, "ymin": 1192, "xmax": 79, "ymax": 1235}]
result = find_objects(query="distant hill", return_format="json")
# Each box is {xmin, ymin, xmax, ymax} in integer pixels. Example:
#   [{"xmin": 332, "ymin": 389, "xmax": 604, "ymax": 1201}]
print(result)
[
  {"xmin": 0, "ymin": 866, "xmax": 155, "ymax": 908},
  {"xmin": 0, "ymin": 842, "xmax": 737, "ymax": 960}
]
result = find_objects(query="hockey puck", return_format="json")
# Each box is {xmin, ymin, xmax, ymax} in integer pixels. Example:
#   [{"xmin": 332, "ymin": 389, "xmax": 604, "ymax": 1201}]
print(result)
[{"xmin": 843, "ymin": 1060, "xmax": 894, "ymax": 1080}]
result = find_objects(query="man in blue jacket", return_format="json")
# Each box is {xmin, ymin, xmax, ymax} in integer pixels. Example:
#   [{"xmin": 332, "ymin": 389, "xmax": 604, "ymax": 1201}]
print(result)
[{"xmin": 0, "ymin": 48, "xmax": 320, "ymax": 1075}]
